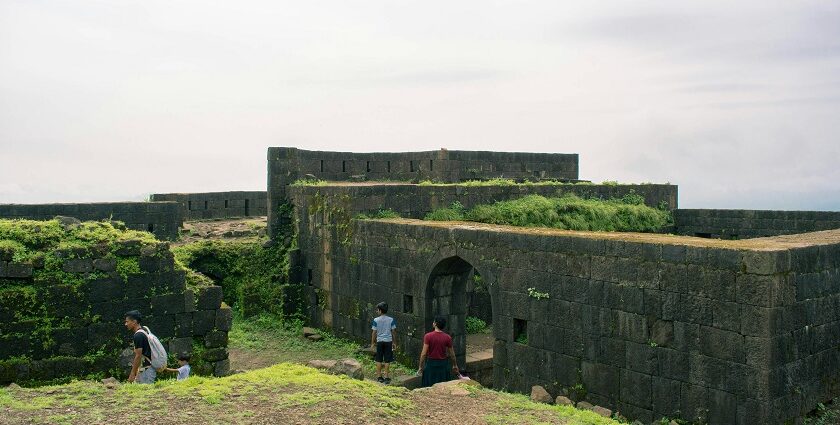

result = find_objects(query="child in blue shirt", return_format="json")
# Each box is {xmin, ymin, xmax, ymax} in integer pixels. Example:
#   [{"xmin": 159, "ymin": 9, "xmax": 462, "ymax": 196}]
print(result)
[
  {"xmin": 165, "ymin": 354, "xmax": 191, "ymax": 381},
  {"xmin": 370, "ymin": 302, "xmax": 397, "ymax": 384}
]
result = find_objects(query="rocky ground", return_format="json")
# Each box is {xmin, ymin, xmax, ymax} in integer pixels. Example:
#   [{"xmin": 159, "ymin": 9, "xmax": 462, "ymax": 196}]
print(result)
[{"xmin": 174, "ymin": 217, "xmax": 268, "ymax": 246}]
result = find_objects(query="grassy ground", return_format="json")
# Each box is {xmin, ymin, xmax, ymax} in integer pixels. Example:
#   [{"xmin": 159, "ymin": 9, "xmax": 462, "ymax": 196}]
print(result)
[
  {"xmin": 227, "ymin": 313, "xmax": 414, "ymax": 380},
  {"xmin": 1, "ymin": 315, "xmax": 621, "ymax": 425}
]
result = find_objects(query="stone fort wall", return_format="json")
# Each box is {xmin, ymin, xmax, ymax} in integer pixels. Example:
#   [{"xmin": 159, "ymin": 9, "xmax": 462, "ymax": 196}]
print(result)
[
  {"xmin": 291, "ymin": 180, "xmax": 840, "ymax": 424},
  {"xmin": 674, "ymin": 209, "xmax": 840, "ymax": 239},
  {"xmin": 0, "ymin": 202, "xmax": 182, "ymax": 241},
  {"xmin": 0, "ymin": 240, "xmax": 230, "ymax": 384},
  {"xmin": 268, "ymin": 147, "xmax": 580, "ymax": 236},
  {"xmin": 150, "ymin": 191, "xmax": 267, "ymax": 221}
]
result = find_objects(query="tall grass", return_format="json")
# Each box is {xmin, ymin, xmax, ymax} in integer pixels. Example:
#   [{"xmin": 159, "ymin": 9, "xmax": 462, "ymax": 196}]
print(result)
[{"xmin": 424, "ymin": 194, "xmax": 672, "ymax": 233}]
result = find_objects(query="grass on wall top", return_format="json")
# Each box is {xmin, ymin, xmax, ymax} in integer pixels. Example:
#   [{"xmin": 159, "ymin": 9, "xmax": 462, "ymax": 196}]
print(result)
[{"xmin": 424, "ymin": 193, "xmax": 672, "ymax": 233}]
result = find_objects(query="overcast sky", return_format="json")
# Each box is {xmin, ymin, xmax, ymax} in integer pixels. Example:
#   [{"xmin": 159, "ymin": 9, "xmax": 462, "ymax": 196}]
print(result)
[{"xmin": 1, "ymin": 1, "xmax": 838, "ymax": 209}]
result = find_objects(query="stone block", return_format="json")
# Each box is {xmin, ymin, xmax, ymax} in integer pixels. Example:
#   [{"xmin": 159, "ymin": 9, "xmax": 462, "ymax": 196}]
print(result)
[
  {"xmin": 707, "ymin": 388, "xmax": 737, "ymax": 425},
  {"xmin": 205, "ymin": 330, "xmax": 228, "ymax": 348},
  {"xmin": 62, "ymin": 258, "xmax": 93, "ymax": 273},
  {"xmin": 700, "ymin": 326, "xmax": 745, "ymax": 363},
  {"xmin": 0, "ymin": 260, "xmax": 7, "ymax": 277},
  {"xmin": 151, "ymin": 293, "xmax": 186, "ymax": 316},
  {"xmin": 625, "ymin": 341, "xmax": 658, "ymax": 375},
  {"xmin": 620, "ymin": 369, "xmax": 652, "ymax": 408},
  {"xmin": 202, "ymin": 347, "xmax": 229, "ymax": 362},
  {"xmin": 197, "ymin": 286, "xmax": 223, "ymax": 310},
  {"xmin": 712, "ymin": 302, "xmax": 740, "ymax": 332},
  {"xmin": 168, "ymin": 337, "xmax": 193, "ymax": 356},
  {"xmin": 581, "ymin": 361, "xmax": 619, "ymax": 399},
  {"xmin": 651, "ymin": 376, "xmax": 681, "ymax": 418},
  {"xmin": 144, "ymin": 314, "xmax": 175, "ymax": 340},
  {"xmin": 215, "ymin": 305, "xmax": 233, "ymax": 331},
  {"xmin": 183, "ymin": 289, "xmax": 196, "ymax": 313},
  {"xmin": 174, "ymin": 312, "xmax": 194, "ymax": 337},
  {"xmin": 736, "ymin": 274, "xmax": 791, "ymax": 307},
  {"xmin": 86, "ymin": 277, "xmax": 124, "ymax": 303},
  {"xmin": 213, "ymin": 358, "xmax": 230, "ymax": 377},
  {"xmin": 680, "ymin": 383, "xmax": 709, "ymax": 424},
  {"xmin": 658, "ymin": 348, "xmax": 689, "ymax": 381},
  {"xmin": 92, "ymin": 258, "xmax": 117, "ymax": 272},
  {"xmin": 6, "ymin": 263, "xmax": 33, "ymax": 278}
]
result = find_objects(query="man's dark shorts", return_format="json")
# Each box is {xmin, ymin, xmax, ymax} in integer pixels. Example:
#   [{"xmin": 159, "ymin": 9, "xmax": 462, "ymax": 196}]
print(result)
[{"xmin": 375, "ymin": 341, "xmax": 394, "ymax": 363}]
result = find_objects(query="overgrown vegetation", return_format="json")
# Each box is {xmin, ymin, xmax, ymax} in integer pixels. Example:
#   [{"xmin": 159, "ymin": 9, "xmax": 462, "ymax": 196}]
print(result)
[
  {"xmin": 424, "ymin": 193, "xmax": 672, "ymax": 232},
  {"xmin": 466, "ymin": 316, "xmax": 489, "ymax": 334},
  {"xmin": 355, "ymin": 209, "xmax": 401, "ymax": 220},
  {"xmin": 172, "ymin": 239, "xmax": 300, "ymax": 318},
  {"xmin": 291, "ymin": 177, "xmax": 669, "ymax": 187}
]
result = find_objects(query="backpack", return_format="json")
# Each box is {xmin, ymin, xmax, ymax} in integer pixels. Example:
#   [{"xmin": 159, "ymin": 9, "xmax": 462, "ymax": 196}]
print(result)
[{"xmin": 136, "ymin": 326, "xmax": 168, "ymax": 371}]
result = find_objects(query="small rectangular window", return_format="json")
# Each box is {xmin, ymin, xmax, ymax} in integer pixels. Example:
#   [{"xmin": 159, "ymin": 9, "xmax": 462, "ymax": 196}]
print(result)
[
  {"xmin": 403, "ymin": 294, "xmax": 414, "ymax": 314},
  {"xmin": 387, "ymin": 161, "xmax": 391, "ymax": 173},
  {"xmin": 224, "ymin": 200, "xmax": 228, "ymax": 208},
  {"xmin": 307, "ymin": 268, "xmax": 313, "ymax": 285},
  {"xmin": 204, "ymin": 201, "xmax": 208, "ymax": 210},
  {"xmin": 514, "ymin": 318, "xmax": 528, "ymax": 345},
  {"xmin": 147, "ymin": 223, "xmax": 155, "ymax": 232},
  {"xmin": 366, "ymin": 161, "xmax": 371, "ymax": 172},
  {"xmin": 188, "ymin": 201, "xmax": 192, "ymax": 210},
  {"xmin": 410, "ymin": 161, "xmax": 414, "ymax": 172},
  {"xmin": 245, "ymin": 199, "xmax": 250, "ymax": 215},
  {"xmin": 320, "ymin": 160, "xmax": 324, "ymax": 172},
  {"xmin": 429, "ymin": 159, "xmax": 434, "ymax": 171},
  {"xmin": 342, "ymin": 160, "xmax": 346, "ymax": 172}
]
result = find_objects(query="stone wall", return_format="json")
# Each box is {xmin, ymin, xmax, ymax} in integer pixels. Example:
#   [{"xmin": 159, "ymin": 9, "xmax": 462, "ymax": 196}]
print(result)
[
  {"xmin": 0, "ymin": 239, "xmax": 230, "ymax": 384},
  {"xmin": 287, "ymin": 182, "xmax": 677, "ymax": 223},
  {"xmin": 674, "ymin": 209, "xmax": 840, "ymax": 239},
  {"xmin": 268, "ymin": 147, "xmax": 580, "ymax": 236},
  {"xmin": 293, "ymin": 187, "xmax": 840, "ymax": 425},
  {"xmin": 150, "ymin": 191, "xmax": 267, "ymax": 221},
  {"xmin": 0, "ymin": 202, "xmax": 182, "ymax": 241}
]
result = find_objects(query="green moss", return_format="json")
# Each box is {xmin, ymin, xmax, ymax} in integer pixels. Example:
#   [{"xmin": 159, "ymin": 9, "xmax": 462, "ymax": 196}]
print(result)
[{"xmin": 115, "ymin": 257, "xmax": 140, "ymax": 280}]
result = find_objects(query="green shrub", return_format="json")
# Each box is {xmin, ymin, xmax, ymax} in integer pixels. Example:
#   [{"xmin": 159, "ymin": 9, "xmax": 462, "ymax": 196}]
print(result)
[
  {"xmin": 427, "ymin": 194, "xmax": 672, "ymax": 233},
  {"xmin": 356, "ymin": 209, "xmax": 401, "ymax": 219},
  {"xmin": 466, "ymin": 316, "xmax": 488, "ymax": 334}
]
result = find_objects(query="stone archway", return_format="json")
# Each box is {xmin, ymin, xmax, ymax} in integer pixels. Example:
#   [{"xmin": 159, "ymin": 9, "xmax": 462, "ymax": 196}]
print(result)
[{"xmin": 425, "ymin": 255, "xmax": 494, "ymax": 384}]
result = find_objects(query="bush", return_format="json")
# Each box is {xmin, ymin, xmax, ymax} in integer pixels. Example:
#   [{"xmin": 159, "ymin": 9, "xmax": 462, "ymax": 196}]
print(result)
[
  {"xmin": 426, "ymin": 194, "xmax": 672, "ymax": 233},
  {"xmin": 466, "ymin": 316, "xmax": 488, "ymax": 334},
  {"xmin": 356, "ymin": 209, "xmax": 401, "ymax": 219}
]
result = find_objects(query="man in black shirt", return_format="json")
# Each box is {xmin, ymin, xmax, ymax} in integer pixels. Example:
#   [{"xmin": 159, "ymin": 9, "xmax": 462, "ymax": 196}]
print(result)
[{"xmin": 124, "ymin": 310, "xmax": 156, "ymax": 383}]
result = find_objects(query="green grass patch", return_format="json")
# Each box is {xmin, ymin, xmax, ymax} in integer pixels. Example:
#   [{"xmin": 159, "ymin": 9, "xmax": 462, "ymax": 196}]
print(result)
[
  {"xmin": 424, "ymin": 194, "xmax": 672, "ymax": 233},
  {"xmin": 466, "ymin": 316, "xmax": 489, "ymax": 334},
  {"xmin": 356, "ymin": 209, "xmax": 401, "ymax": 219}
]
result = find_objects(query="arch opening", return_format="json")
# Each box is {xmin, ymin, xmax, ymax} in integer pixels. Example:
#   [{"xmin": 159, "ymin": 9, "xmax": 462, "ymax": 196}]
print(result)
[{"xmin": 426, "ymin": 256, "xmax": 494, "ymax": 386}]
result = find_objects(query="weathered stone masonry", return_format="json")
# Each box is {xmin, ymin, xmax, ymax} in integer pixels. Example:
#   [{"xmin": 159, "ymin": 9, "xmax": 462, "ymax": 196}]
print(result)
[
  {"xmin": 0, "ymin": 202, "xmax": 182, "ymax": 241},
  {"xmin": 0, "ymin": 239, "xmax": 230, "ymax": 384},
  {"xmin": 150, "ymin": 191, "xmax": 267, "ymax": 221},
  {"xmin": 674, "ymin": 209, "xmax": 840, "ymax": 239}
]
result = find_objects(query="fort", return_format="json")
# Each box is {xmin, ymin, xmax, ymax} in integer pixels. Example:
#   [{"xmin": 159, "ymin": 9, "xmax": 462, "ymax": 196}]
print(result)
[{"xmin": 1, "ymin": 146, "xmax": 839, "ymax": 425}]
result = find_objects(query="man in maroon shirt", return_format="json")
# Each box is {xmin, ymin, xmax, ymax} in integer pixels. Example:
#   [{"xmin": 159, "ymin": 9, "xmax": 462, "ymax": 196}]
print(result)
[{"xmin": 417, "ymin": 315, "xmax": 460, "ymax": 387}]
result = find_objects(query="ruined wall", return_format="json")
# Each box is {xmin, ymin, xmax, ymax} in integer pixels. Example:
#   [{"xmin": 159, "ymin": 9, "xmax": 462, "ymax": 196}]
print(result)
[
  {"xmin": 150, "ymin": 191, "xmax": 267, "ymax": 221},
  {"xmin": 268, "ymin": 147, "xmax": 580, "ymax": 236},
  {"xmin": 674, "ymin": 209, "xmax": 840, "ymax": 239},
  {"xmin": 287, "ymin": 183, "xmax": 677, "ymax": 221},
  {"xmin": 0, "ymin": 202, "xmax": 182, "ymax": 241},
  {"xmin": 0, "ymin": 239, "xmax": 230, "ymax": 384},
  {"xmin": 294, "ymin": 184, "xmax": 840, "ymax": 425}
]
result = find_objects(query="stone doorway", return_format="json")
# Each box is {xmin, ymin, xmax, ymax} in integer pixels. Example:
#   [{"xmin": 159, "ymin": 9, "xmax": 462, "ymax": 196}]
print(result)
[{"xmin": 426, "ymin": 256, "xmax": 493, "ymax": 386}]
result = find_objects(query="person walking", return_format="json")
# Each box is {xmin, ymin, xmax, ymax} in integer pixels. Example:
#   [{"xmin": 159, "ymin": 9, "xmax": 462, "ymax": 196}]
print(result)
[
  {"xmin": 124, "ymin": 310, "xmax": 156, "ymax": 384},
  {"xmin": 417, "ymin": 315, "xmax": 460, "ymax": 387},
  {"xmin": 371, "ymin": 302, "xmax": 397, "ymax": 384}
]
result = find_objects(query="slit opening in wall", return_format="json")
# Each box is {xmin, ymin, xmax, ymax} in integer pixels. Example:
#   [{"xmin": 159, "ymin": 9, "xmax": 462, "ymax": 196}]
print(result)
[
  {"xmin": 204, "ymin": 201, "xmax": 208, "ymax": 210},
  {"xmin": 342, "ymin": 160, "xmax": 346, "ymax": 172},
  {"xmin": 366, "ymin": 161, "xmax": 371, "ymax": 172},
  {"xmin": 429, "ymin": 159, "xmax": 433, "ymax": 171},
  {"xmin": 147, "ymin": 223, "xmax": 155, "ymax": 233},
  {"xmin": 320, "ymin": 160, "xmax": 324, "ymax": 173},
  {"xmin": 410, "ymin": 160, "xmax": 414, "ymax": 172},
  {"xmin": 403, "ymin": 294, "xmax": 414, "ymax": 314},
  {"xmin": 244, "ymin": 199, "xmax": 250, "ymax": 215},
  {"xmin": 695, "ymin": 232, "xmax": 712, "ymax": 239},
  {"xmin": 387, "ymin": 161, "xmax": 391, "ymax": 173},
  {"xmin": 307, "ymin": 268, "xmax": 313, "ymax": 286},
  {"xmin": 513, "ymin": 318, "xmax": 528, "ymax": 345},
  {"xmin": 224, "ymin": 200, "xmax": 228, "ymax": 209},
  {"xmin": 187, "ymin": 201, "xmax": 192, "ymax": 210}
]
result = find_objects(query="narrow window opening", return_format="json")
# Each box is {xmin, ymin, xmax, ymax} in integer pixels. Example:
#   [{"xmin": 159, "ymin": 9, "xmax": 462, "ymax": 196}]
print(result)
[
  {"xmin": 320, "ymin": 160, "xmax": 324, "ymax": 173},
  {"xmin": 695, "ymin": 232, "xmax": 712, "ymax": 239},
  {"xmin": 244, "ymin": 199, "xmax": 250, "ymax": 215},
  {"xmin": 204, "ymin": 201, "xmax": 208, "ymax": 210},
  {"xmin": 147, "ymin": 223, "xmax": 155, "ymax": 232},
  {"xmin": 513, "ymin": 318, "xmax": 528, "ymax": 345},
  {"xmin": 403, "ymin": 294, "xmax": 414, "ymax": 314},
  {"xmin": 366, "ymin": 161, "xmax": 371, "ymax": 172},
  {"xmin": 410, "ymin": 160, "xmax": 414, "ymax": 172},
  {"xmin": 387, "ymin": 161, "xmax": 391, "ymax": 173},
  {"xmin": 307, "ymin": 268, "xmax": 313, "ymax": 285},
  {"xmin": 224, "ymin": 200, "xmax": 228, "ymax": 208},
  {"xmin": 342, "ymin": 160, "xmax": 346, "ymax": 172},
  {"xmin": 187, "ymin": 201, "xmax": 192, "ymax": 210},
  {"xmin": 429, "ymin": 159, "xmax": 434, "ymax": 171}
]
